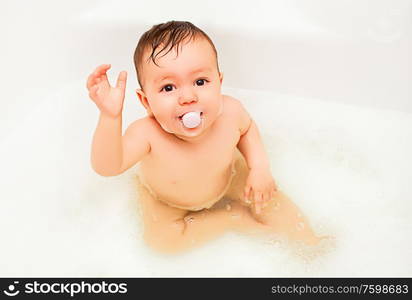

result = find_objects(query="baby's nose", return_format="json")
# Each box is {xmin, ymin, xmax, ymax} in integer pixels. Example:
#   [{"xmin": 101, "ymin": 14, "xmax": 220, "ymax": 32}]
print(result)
[{"xmin": 178, "ymin": 88, "xmax": 198, "ymax": 104}]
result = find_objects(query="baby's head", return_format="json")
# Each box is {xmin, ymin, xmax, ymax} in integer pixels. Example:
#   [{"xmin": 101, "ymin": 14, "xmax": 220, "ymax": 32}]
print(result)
[{"xmin": 133, "ymin": 21, "xmax": 224, "ymax": 139}]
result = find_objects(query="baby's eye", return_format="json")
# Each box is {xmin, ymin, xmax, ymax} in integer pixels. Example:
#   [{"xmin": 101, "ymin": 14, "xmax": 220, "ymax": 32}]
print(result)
[
  {"xmin": 195, "ymin": 79, "xmax": 208, "ymax": 86},
  {"xmin": 161, "ymin": 84, "xmax": 174, "ymax": 92}
]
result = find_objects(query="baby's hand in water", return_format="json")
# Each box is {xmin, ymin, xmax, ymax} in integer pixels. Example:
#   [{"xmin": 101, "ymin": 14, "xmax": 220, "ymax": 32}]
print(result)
[
  {"xmin": 86, "ymin": 64, "xmax": 127, "ymax": 118},
  {"xmin": 244, "ymin": 168, "xmax": 278, "ymax": 215}
]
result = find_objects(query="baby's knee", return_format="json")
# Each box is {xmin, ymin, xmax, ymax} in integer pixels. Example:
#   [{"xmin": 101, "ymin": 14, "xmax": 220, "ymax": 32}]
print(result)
[{"xmin": 143, "ymin": 220, "xmax": 186, "ymax": 254}]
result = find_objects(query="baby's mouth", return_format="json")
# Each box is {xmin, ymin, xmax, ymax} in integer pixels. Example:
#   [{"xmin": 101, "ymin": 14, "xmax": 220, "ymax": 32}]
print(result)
[{"xmin": 178, "ymin": 111, "xmax": 203, "ymax": 120}]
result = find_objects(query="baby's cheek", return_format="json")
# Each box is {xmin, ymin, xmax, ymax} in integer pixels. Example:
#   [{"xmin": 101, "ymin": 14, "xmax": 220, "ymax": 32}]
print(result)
[
  {"xmin": 154, "ymin": 111, "xmax": 175, "ymax": 133},
  {"xmin": 216, "ymin": 99, "xmax": 223, "ymax": 116}
]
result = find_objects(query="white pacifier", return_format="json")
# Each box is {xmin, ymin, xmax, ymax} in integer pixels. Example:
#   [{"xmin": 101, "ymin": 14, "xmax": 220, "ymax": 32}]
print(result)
[{"xmin": 181, "ymin": 111, "xmax": 201, "ymax": 128}]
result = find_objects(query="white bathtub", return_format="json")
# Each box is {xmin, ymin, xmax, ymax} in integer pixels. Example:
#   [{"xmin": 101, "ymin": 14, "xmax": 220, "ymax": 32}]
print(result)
[{"xmin": 1, "ymin": 0, "xmax": 411, "ymax": 277}]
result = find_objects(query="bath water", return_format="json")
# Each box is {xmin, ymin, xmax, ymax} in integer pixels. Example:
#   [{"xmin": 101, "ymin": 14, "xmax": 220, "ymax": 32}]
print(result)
[{"xmin": 0, "ymin": 83, "xmax": 411, "ymax": 277}]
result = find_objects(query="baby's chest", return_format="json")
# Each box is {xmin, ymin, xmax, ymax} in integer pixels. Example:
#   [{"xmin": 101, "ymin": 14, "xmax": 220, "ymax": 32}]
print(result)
[
  {"xmin": 148, "ymin": 126, "xmax": 240, "ymax": 179},
  {"xmin": 168, "ymin": 135, "xmax": 236, "ymax": 166}
]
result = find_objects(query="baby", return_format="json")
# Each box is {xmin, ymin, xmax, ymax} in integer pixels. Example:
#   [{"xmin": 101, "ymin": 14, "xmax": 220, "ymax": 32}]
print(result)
[{"xmin": 87, "ymin": 21, "xmax": 323, "ymax": 253}]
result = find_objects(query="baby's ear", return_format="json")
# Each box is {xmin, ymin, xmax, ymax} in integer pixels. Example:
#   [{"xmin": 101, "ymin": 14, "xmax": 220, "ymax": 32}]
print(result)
[
  {"xmin": 136, "ymin": 89, "xmax": 153, "ymax": 117},
  {"xmin": 219, "ymin": 72, "xmax": 224, "ymax": 84},
  {"xmin": 136, "ymin": 88, "xmax": 144, "ymax": 98},
  {"xmin": 136, "ymin": 89, "xmax": 148, "ymax": 105}
]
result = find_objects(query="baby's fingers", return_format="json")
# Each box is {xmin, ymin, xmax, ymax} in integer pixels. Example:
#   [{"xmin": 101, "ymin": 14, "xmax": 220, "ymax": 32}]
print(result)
[
  {"xmin": 254, "ymin": 192, "xmax": 263, "ymax": 214},
  {"xmin": 262, "ymin": 191, "xmax": 270, "ymax": 209},
  {"xmin": 116, "ymin": 71, "xmax": 127, "ymax": 89},
  {"xmin": 244, "ymin": 185, "xmax": 252, "ymax": 203},
  {"xmin": 88, "ymin": 85, "xmax": 99, "ymax": 101},
  {"xmin": 86, "ymin": 64, "xmax": 111, "ymax": 90}
]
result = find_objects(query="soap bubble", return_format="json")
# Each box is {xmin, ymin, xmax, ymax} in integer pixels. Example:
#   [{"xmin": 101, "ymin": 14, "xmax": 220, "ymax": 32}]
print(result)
[
  {"xmin": 296, "ymin": 222, "xmax": 305, "ymax": 231},
  {"xmin": 184, "ymin": 216, "xmax": 195, "ymax": 223}
]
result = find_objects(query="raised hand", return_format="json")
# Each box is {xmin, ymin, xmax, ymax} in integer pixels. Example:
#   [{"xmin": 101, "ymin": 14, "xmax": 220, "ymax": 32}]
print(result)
[{"xmin": 86, "ymin": 64, "xmax": 127, "ymax": 118}]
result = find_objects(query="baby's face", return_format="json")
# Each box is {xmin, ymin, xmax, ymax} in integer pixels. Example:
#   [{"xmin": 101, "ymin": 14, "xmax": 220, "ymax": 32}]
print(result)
[{"xmin": 137, "ymin": 38, "xmax": 223, "ymax": 140}]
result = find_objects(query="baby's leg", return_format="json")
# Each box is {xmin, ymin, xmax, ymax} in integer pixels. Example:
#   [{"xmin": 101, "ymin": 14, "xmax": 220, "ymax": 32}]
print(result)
[
  {"xmin": 135, "ymin": 175, "xmax": 259, "ymax": 254},
  {"xmin": 224, "ymin": 149, "xmax": 323, "ymax": 245},
  {"xmin": 135, "ymin": 175, "xmax": 188, "ymax": 253}
]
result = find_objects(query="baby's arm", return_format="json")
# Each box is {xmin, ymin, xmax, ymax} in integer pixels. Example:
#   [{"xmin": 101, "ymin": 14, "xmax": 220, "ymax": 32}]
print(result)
[
  {"xmin": 233, "ymin": 98, "xmax": 277, "ymax": 214},
  {"xmin": 91, "ymin": 114, "xmax": 123, "ymax": 176},
  {"xmin": 91, "ymin": 116, "xmax": 150, "ymax": 176},
  {"xmin": 87, "ymin": 64, "xmax": 150, "ymax": 176},
  {"xmin": 235, "ymin": 100, "xmax": 270, "ymax": 171}
]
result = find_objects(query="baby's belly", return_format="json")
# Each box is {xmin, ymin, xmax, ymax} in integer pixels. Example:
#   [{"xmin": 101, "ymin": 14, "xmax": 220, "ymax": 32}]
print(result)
[{"xmin": 139, "ymin": 160, "xmax": 235, "ymax": 210}]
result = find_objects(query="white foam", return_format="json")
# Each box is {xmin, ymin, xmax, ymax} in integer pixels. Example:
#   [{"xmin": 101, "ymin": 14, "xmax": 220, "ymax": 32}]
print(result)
[{"xmin": 0, "ymin": 83, "xmax": 411, "ymax": 276}]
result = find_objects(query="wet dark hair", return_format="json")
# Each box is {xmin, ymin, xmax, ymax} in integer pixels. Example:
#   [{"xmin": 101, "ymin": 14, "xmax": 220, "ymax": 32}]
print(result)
[{"xmin": 133, "ymin": 20, "xmax": 220, "ymax": 90}]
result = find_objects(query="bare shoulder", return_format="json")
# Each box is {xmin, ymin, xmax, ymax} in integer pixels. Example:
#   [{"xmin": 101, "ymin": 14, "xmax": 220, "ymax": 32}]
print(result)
[
  {"xmin": 222, "ymin": 94, "xmax": 252, "ymax": 136},
  {"xmin": 122, "ymin": 116, "xmax": 154, "ymax": 154},
  {"xmin": 222, "ymin": 94, "xmax": 241, "ymax": 108},
  {"xmin": 125, "ymin": 116, "xmax": 154, "ymax": 136}
]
